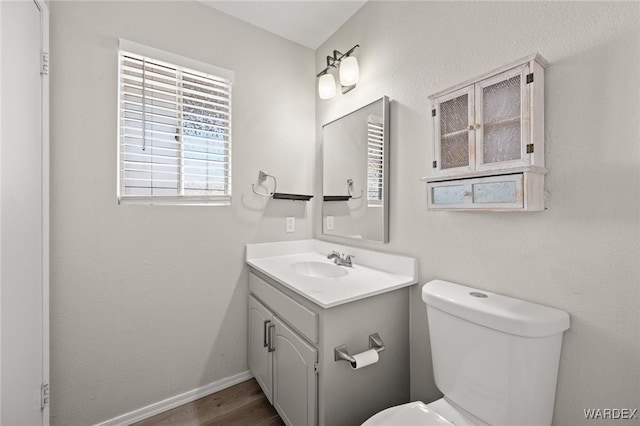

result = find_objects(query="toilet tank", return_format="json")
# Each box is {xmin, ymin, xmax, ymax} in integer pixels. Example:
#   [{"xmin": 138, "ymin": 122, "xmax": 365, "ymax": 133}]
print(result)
[{"xmin": 422, "ymin": 280, "xmax": 570, "ymax": 426}]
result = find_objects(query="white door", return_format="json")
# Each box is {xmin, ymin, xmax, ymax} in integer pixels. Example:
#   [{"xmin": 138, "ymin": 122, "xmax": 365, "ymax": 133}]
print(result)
[{"xmin": 1, "ymin": 0, "xmax": 50, "ymax": 424}]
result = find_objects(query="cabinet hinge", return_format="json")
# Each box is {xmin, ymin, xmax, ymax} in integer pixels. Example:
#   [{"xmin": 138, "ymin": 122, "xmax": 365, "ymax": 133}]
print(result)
[
  {"xmin": 431, "ymin": 109, "xmax": 436, "ymax": 117},
  {"xmin": 526, "ymin": 73, "xmax": 534, "ymax": 84},
  {"xmin": 432, "ymin": 161, "xmax": 437, "ymax": 168},
  {"xmin": 40, "ymin": 51, "xmax": 49, "ymax": 76},
  {"xmin": 314, "ymin": 362, "xmax": 319, "ymax": 375},
  {"xmin": 526, "ymin": 143, "xmax": 534, "ymax": 154},
  {"xmin": 41, "ymin": 383, "xmax": 50, "ymax": 410}
]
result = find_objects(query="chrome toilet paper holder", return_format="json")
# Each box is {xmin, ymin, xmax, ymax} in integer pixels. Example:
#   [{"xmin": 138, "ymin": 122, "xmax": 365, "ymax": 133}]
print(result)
[{"xmin": 334, "ymin": 333, "xmax": 386, "ymax": 365}]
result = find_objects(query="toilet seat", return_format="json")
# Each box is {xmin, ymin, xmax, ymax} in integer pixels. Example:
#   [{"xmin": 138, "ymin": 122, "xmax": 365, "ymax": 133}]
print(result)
[
  {"xmin": 362, "ymin": 398, "xmax": 487, "ymax": 426},
  {"xmin": 361, "ymin": 401, "xmax": 453, "ymax": 426}
]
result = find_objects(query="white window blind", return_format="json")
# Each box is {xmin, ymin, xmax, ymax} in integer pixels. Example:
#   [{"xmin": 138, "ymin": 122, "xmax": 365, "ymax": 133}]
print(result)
[
  {"xmin": 367, "ymin": 117, "xmax": 384, "ymax": 204},
  {"xmin": 118, "ymin": 40, "xmax": 233, "ymax": 205}
]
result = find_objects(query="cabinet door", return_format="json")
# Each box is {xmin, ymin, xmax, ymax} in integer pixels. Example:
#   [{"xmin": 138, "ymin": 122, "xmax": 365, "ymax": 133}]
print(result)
[
  {"xmin": 428, "ymin": 174, "xmax": 524, "ymax": 210},
  {"xmin": 428, "ymin": 180, "xmax": 468, "ymax": 209},
  {"xmin": 248, "ymin": 295, "xmax": 273, "ymax": 403},
  {"xmin": 272, "ymin": 316, "xmax": 318, "ymax": 426},
  {"xmin": 475, "ymin": 64, "xmax": 530, "ymax": 171},
  {"xmin": 433, "ymin": 85, "xmax": 475, "ymax": 176}
]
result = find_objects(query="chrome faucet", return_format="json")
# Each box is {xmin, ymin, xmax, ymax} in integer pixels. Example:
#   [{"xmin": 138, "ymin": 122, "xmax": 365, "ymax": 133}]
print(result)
[
  {"xmin": 327, "ymin": 250, "xmax": 341, "ymax": 263},
  {"xmin": 327, "ymin": 250, "xmax": 355, "ymax": 267}
]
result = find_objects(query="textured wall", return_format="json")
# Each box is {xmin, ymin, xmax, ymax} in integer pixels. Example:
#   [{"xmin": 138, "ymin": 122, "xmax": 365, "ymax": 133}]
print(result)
[
  {"xmin": 315, "ymin": 2, "xmax": 640, "ymax": 425},
  {"xmin": 49, "ymin": 2, "xmax": 314, "ymax": 424}
]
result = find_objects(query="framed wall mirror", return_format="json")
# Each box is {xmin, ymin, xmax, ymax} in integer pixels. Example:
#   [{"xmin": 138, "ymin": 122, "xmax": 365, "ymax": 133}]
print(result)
[{"xmin": 322, "ymin": 96, "xmax": 389, "ymax": 243}]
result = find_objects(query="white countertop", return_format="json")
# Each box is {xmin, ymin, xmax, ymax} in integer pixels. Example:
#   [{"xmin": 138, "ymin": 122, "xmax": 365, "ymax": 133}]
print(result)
[{"xmin": 246, "ymin": 240, "xmax": 418, "ymax": 308}]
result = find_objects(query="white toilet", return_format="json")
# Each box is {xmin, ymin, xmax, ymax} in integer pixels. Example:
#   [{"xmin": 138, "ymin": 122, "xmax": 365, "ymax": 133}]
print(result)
[{"xmin": 363, "ymin": 280, "xmax": 570, "ymax": 426}]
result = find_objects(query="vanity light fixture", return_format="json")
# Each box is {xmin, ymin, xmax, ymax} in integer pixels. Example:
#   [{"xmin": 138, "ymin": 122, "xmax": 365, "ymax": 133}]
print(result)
[
  {"xmin": 339, "ymin": 56, "xmax": 359, "ymax": 87},
  {"xmin": 318, "ymin": 73, "xmax": 336, "ymax": 99},
  {"xmin": 316, "ymin": 44, "xmax": 359, "ymax": 99}
]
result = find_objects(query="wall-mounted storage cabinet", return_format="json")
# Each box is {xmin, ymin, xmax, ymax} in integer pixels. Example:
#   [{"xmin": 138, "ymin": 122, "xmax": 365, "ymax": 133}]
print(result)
[{"xmin": 424, "ymin": 53, "xmax": 548, "ymax": 211}]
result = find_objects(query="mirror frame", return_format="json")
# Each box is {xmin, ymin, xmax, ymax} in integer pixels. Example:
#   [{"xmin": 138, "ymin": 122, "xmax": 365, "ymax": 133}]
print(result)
[{"xmin": 321, "ymin": 95, "xmax": 390, "ymax": 243}]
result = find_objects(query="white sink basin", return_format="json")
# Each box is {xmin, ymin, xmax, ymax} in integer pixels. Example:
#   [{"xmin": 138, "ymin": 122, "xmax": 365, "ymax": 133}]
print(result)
[
  {"xmin": 292, "ymin": 261, "xmax": 348, "ymax": 279},
  {"xmin": 246, "ymin": 239, "xmax": 417, "ymax": 308}
]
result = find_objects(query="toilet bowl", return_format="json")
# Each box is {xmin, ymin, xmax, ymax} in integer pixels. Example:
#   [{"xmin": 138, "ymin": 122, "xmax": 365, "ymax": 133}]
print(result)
[
  {"xmin": 362, "ymin": 398, "xmax": 488, "ymax": 426},
  {"xmin": 361, "ymin": 401, "xmax": 451, "ymax": 426},
  {"xmin": 362, "ymin": 280, "xmax": 570, "ymax": 426}
]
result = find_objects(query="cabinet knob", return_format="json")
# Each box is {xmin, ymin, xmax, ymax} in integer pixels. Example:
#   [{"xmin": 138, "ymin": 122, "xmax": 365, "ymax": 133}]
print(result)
[
  {"xmin": 467, "ymin": 125, "xmax": 474, "ymax": 131},
  {"xmin": 464, "ymin": 191, "xmax": 473, "ymax": 197}
]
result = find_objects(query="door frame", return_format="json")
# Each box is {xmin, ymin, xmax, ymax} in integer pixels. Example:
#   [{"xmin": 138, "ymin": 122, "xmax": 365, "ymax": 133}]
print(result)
[
  {"xmin": 0, "ymin": 0, "xmax": 49, "ymax": 423},
  {"xmin": 40, "ymin": 0, "xmax": 51, "ymax": 423}
]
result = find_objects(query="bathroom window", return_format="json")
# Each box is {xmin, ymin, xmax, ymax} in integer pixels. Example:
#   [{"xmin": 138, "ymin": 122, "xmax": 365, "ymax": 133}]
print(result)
[
  {"xmin": 367, "ymin": 117, "xmax": 383, "ymax": 205},
  {"xmin": 117, "ymin": 40, "xmax": 233, "ymax": 205}
]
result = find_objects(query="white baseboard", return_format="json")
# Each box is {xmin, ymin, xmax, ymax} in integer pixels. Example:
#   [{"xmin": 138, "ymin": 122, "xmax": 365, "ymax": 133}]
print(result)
[{"xmin": 94, "ymin": 370, "xmax": 254, "ymax": 426}]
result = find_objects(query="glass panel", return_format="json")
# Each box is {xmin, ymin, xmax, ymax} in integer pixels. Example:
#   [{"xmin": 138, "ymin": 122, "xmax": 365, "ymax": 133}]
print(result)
[
  {"xmin": 482, "ymin": 75, "xmax": 521, "ymax": 163},
  {"xmin": 432, "ymin": 185, "xmax": 466, "ymax": 204},
  {"xmin": 440, "ymin": 94, "xmax": 469, "ymax": 169},
  {"xmin": 473, "ymin": 181, "xmax": 516, "ymax": 203},
  {"xmin": 440, "ymin": 95, "xmax": 468, "ymax": 134},
  {"xmin": 441, "ymin": 133, "xmax": 470, "ymax": 169},
  {"xmin": 483, "ymin": 119, "xmax": 521, "ymax": 163}
]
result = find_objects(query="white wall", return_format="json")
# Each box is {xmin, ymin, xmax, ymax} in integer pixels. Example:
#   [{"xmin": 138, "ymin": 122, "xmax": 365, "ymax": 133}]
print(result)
[
  {"xmin": 49, "ymin": 2, "xmax": 314, "ymax": 424},
  {"xmin": 315, "ymin": 2, "xmax": 640, "ymax": 424}
]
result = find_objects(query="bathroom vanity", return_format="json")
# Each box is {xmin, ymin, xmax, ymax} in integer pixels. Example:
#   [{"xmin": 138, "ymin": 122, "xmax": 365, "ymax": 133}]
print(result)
[{"xmin": 246, "ymin": 240, "xmax": 417, "ymax": 426}]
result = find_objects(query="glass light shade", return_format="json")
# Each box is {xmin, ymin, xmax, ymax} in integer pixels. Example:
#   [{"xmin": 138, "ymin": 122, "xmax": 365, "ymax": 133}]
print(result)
[
  {"xmin": 339, "ymin": 56, "xmax": 359, "ymax": 86},
  {"xmin": 318, "ymin": 73, "xmax": 336, "ymax": 99}
]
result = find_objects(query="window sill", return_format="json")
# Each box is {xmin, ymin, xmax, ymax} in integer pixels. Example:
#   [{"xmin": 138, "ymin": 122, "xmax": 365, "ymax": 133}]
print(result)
[{"xmin": 118, "ymin": 196, "xmax": 231, "ymax": 206}]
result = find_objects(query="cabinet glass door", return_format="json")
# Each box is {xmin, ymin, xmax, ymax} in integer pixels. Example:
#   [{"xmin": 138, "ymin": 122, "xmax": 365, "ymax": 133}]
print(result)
[
  {"xmin": 472, "ymin": 178, "xmax": 520, "ymax": 204},
  {"xmin": 430, "ymin": 183, "xmax": 466, "ymax": 206},
  {"xmin": 428, "ymin": 180, "xmax": 468, "ymax": 209},
  {"xmin": 434, "ymin": 86, "xmax": 474, "ymax": 175},
  {"xmin": 476, "ymin": 65, "xmax": 529, "ymax": 171}
]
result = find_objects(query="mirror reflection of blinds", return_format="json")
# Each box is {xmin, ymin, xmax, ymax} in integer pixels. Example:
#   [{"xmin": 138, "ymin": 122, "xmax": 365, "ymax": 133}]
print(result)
[
  {"xmin": 119, "ymin": 50, "xmax": 232, "ymax": 204},
  {"xmin": 367, "ymin": 120, "xmax": 384, "ymax": 202}
]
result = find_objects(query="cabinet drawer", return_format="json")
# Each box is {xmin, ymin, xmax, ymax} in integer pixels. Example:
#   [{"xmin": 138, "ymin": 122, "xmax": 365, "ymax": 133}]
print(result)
[
  {"xmin": 250, "ymin": 272, "xmax": 318, "ymax": 343},
  {"xmin": 428, "ymin": 174, "xmax": 524, "ymax": 210}
]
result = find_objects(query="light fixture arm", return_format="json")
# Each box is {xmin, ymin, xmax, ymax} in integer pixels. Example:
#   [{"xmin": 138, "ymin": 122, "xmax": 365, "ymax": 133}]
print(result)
[{"xmin": 316, "ymin": 44, "xmax": 359, "ymax": 77}]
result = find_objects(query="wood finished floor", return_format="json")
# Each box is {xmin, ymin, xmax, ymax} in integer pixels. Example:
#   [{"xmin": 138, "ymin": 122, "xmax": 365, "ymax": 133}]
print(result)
[{"xmin": 132, "ymin": 379, "xmax": 284, "ymax": 426}]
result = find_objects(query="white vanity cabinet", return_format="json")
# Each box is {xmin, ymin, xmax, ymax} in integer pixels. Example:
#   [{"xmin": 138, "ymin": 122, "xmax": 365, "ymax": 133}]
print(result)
[
  {"xmin": 425, "ymin": 53, "xmax": 548, "ymax": 211},
  {"xmin": 247, "ymin": 270, "xmax": 410, "ymax": 426}
]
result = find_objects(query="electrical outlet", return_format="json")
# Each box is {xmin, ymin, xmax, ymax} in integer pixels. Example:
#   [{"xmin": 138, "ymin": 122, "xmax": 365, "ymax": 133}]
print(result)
[
  {"xmin": 286, "ymin": 216, "xmax": 295, "ymax": 233},
  {"xmin": 326, "ymin": 215, "xmax": 334, "ymax": 230}
]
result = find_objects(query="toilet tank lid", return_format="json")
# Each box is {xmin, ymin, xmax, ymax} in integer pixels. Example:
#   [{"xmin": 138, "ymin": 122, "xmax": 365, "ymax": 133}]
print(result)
[{"xmin": 422, "ymin": 280, "xmax": 570, "ymax": 338}]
